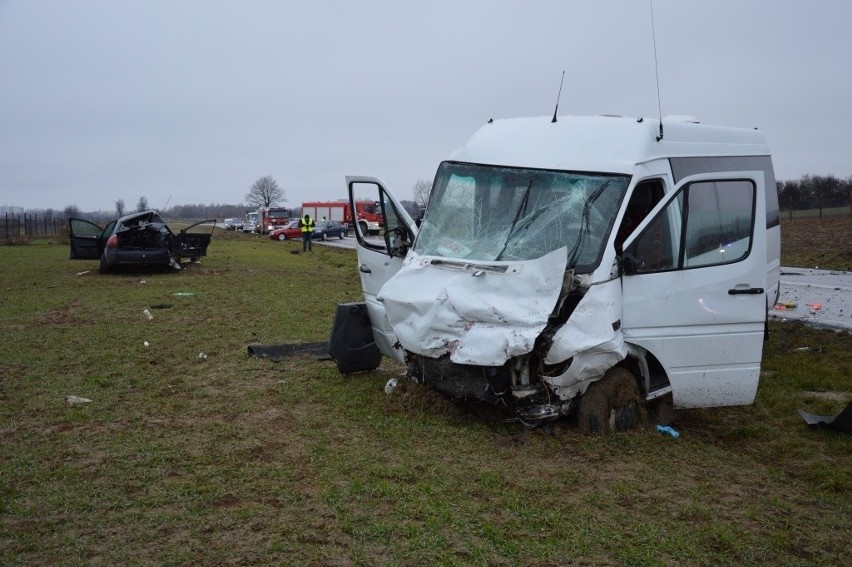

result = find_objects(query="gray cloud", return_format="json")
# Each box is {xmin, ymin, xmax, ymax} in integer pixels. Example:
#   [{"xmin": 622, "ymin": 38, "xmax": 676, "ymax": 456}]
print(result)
[{"xmin": 1, "ymin": 0, "xmax": 850, "ymax": 211}]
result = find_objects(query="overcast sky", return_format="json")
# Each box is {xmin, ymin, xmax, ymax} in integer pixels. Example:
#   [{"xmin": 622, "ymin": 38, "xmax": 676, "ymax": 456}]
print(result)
[{"xmin": 1, "ymin": 0, "xmax": 850, "ymax": 212}]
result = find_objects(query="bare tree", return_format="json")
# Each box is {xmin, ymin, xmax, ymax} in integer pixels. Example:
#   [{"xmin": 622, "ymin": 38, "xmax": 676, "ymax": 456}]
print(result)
[
  {"xmin": 245, "ymin": 176, "xmax": 285, "ymax": 208},
  {"xmin": 413, "ymin": 179, "xmax": 432, "ymax": 208},
  {"xmin": 115, "ymin": 199, "xmax": 125, "ymax": 217},
  {"xmin": 136, "ymin": 196, "xmax": 149, "ymax": 212},
  {"xmin": 63, "ymin": 204, "xmax": 80, "ymax": 218}
]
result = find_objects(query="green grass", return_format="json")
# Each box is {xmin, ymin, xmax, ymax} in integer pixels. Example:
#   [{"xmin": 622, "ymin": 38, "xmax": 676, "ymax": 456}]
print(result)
[{"xmin": 1, "ymin": 230, "xmax": 850, "ymax": 565}]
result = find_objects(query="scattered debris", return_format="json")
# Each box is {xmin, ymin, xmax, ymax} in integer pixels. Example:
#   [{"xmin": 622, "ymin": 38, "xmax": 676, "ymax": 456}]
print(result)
[
  {"xmin": 806, "ymin": 303, "xmax": 822, "ymax": 311},
  {"xmin": 150, "ymin": 303, "xmax": 173, "ymax": 309},
  {"xmin": 198, "ymin": 352, "xmax": 208, "ymax": 360},
  {"xmin": 385, "ymin": 378, "xmax": 398, "ymax": 395},
  {"xmin": 656, "ymin": 425, "xmax": 680, "ymax": 438},
  {"xmin": 66, "ymin": 395, "xmax": 92, "ymax": 406},
  {"xmin": 773, "ymin": 302, "xmax": 797, "ymax": 310},
  {"xmin": 144, "ymin": 341, "xmax": 150, "ymax": 348},
  {"xmin": 799, "ymin": 401, "xmax": 852, "ymax": 433},
  {"xmin": 75, "ymin": 270, "xmax": 90, "ymax": 276},
  {"xmin": 142, "ymin": 309, "xmax": 153, "ymax": 321},
  {"xmin": 794, "ymin": 346, "xmax": 824, "ymax": 353},
  {"xmin": 139, "ymin": 280, "xmax": 146, "ymax": 284},
  {"xmin": 173, "ymin": 292, "xmax": 196, "ymax": 297}
]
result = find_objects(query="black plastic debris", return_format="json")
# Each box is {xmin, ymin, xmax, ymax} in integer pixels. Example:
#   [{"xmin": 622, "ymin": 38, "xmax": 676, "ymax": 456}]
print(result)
[
  {"xmin": 799, "ymin": 401, "xmax": 852, "ymax": 433},
  {"xmin": 247, "ymin": 342, "xmax": 332, "ymax": 361},
  {"xmin": 328, "ymin": 302, "xmax": 382, "ymax": 374}
]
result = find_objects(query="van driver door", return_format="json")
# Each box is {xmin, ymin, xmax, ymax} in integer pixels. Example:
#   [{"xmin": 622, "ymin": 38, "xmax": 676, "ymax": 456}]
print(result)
[
  {"xmin": 347, "ymin": 176, "xmax": 418, "ymax": 362},
  {"xmin": 621, "ymin": 171, "xmax": 767, "ymax": 408}
]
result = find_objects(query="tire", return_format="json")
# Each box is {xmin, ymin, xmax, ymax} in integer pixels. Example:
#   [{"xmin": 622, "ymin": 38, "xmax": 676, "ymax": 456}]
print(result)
[
  {"xmin": 98, "ymin": 254, "xmax": 109, "ymax": 275},
  {"xmin": 321, "ymin": 232, "xmax": 328, "ymax": 241},
  {"xmin": 278, "ymin": 233, "xmax": 287, "ymax": 241},
  {"xmin": 338, "ymin": 232, "xmax": 345, "ymax": 239},
  {"xmin": 577, "ymin": 367, "xmax": 642, "ymax": 434},
  {"xmin": 647, "ymin": 392, "xmax": 674, "ymax": 426}
]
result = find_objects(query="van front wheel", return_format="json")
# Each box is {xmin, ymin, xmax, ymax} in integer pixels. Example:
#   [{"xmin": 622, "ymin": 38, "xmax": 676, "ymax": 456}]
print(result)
[{"xmin": 577, "ymin": 367, "xmax": 642, "ymax": 434}]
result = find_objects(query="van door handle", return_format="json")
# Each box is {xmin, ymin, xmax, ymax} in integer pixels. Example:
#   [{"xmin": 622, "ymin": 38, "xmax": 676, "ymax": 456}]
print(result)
[
  {"xmin": 728, "ymin": 287, "xmax": 764, "ymax": 295},
  {"xmin": 359, "ymin": 264, "xmax": 372, "ymax": 274}
]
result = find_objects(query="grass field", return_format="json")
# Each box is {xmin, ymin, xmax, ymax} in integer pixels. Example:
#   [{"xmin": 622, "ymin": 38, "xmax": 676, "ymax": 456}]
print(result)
[
  {"xmin": 1, "ymin": 229, "xmax": 849, "ymax": 565},
  {"xmin": 779, "ymin": 216, "xmax": 852, "ymax": 271}
]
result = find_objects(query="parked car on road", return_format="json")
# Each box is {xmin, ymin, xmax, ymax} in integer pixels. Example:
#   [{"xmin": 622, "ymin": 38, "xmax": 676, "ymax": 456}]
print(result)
[
  {"xmin": 242, "ymin": 220, "xmax": 258, "ymax": 233},
  {"xmin": 223, "ymin": 218, "xmax": 240, "ymax": 230},
  {"xmin": 268, "ymin": 220, "xmax": 302, "ymax": 241},
  {"xmin": 68, "ymin": 211, "xmax": 215, "ymax": 274},
  {"xmin": 269, "ymin": 219, "xmax": 348, "ymax": 241},
  {"xmin": 314, "ymin": 220, "xmax": 348, "ymax": 240}
]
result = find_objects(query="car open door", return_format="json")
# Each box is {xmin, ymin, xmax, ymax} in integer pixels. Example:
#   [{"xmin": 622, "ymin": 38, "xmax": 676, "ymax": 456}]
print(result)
[
  {"xmin": 621, "ymin": 171, "xmax": 767, "ymax": 408},
  {"xmin": 68, "ymin": 218, "xmax": 108, "ymax": 260},
  {"xmin": 347, "ymin": 176, "xmax": 418, "ymax": 362},
  {"xmin": 176, "ymin": 219, "xmax": 216, "ymax": 261}
]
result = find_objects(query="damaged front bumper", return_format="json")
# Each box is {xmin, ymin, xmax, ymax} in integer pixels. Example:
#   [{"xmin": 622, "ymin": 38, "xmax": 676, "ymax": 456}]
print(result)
[{"xmin": 380, "ymin": 249, "xmax": 629, "ymax": 423}]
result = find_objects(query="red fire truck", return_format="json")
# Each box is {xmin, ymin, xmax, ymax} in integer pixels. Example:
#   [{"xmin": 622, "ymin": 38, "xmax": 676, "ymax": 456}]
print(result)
[
  {"xmin": 301, "ymin": 200, "xmax": 384, "ymax": 235},
  {"xmin": 256, "ymin": 207, "xmax": 292, "ymax": 235}
]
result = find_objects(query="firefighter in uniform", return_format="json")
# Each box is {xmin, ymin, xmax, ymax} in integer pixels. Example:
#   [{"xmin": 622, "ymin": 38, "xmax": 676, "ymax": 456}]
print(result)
[{"xmin": 300, "ymin": 214, "xmax": 315, "ymax": 251}]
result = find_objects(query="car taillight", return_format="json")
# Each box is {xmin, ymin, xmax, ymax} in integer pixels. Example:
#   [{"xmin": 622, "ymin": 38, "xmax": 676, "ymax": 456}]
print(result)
[{"xmin": 106, "ymin": 235, "xmax": 119, "ymax": 248}]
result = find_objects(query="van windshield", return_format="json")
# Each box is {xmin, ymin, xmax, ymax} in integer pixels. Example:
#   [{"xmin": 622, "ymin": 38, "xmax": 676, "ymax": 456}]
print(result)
[{"xmin": 415, "ymin": 162, "xmax": 630, "ymax": 270}]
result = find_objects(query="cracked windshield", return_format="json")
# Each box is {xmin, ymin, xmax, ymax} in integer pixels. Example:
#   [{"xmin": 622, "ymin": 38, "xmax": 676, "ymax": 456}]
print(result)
[{"xmin": 415, "ymin": 162, "xmax": 630, "ymax": 270}]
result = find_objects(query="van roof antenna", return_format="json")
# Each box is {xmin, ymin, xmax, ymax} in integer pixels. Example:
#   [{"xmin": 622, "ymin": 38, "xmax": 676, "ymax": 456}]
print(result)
[
  {"xmin": 650, "ymin": 0, "xmax": 664, "ymax": 141},
  {"xmin": 551, "ymin": 70, "xmax": 565, "ymax": 123}
]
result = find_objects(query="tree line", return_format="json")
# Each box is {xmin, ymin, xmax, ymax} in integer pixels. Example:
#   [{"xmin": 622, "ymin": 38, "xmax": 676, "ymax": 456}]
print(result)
[{"xmin": 776, "ymin": 174, "xmax": 851, "ymax": 211}]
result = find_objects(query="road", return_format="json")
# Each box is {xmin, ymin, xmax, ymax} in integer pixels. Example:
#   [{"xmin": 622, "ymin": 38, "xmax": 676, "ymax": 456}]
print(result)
[
  {"xmin": 317, "ymin": 238, "xmax": 852, "ymax": 331},
  {"xmin": 772, "ymin": 267, "xmax": 852, "ymax": 331}
]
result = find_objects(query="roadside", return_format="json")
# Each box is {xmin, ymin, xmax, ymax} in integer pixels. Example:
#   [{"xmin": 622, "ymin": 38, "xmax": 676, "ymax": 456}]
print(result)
[{"xmin": 773, "ymin": 267, "xmax": 852, "ymax": 331}]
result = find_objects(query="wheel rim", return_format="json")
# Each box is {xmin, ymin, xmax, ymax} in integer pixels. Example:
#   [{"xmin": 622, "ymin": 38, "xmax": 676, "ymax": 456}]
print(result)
[{"xmin": 278, "ymin": 234, "xmax": 286, "ymax": 241}]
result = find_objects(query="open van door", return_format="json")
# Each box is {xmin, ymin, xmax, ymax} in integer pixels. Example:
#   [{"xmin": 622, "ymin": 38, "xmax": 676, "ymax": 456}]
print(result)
[
  {"xmin": 347, "ymin": 176, "xmax": 418, "ymax": 362},
  {"xmin": 68, "ymin": 218, "xmax": 110, "ymax": 260},
  {"xmin": 621, "ymin": 171, "xmax": 767, "ymax": 408}
]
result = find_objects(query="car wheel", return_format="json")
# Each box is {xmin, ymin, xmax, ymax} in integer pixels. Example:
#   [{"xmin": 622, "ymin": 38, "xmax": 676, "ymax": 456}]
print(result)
[
  {"xmin": 322, "ymin": 232, "xmax": 328, "ymax": 241},
  {"xmin": 577, "ymin": 367, "xmax": 643, "ymax": 435},
  {"xmin": 98, "ymin": 254, "xmax": 109, "ymax": 275},
  {"xmin": 278, "ymin": 234, "xmax": 287, "ymax": 241},
  {"xmin": 338, "ymin": 231, "xmax": 345, "ymax": 239}
]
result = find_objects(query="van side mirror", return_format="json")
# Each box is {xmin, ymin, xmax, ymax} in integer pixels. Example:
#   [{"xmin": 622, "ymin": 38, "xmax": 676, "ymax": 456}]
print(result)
[
  {"xmin": 385, "ymin": 226, "xmax": 412, "ymax": 258},
  {"xmin": 622, "ymin": 252, "xmax": 641, "ymax": 276}
]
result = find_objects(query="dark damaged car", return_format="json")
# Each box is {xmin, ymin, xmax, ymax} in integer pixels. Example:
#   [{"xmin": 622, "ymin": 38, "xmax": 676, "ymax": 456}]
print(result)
[{"xmin": 69, "ymin": 211, "xmax": 215, "ymax": 274}]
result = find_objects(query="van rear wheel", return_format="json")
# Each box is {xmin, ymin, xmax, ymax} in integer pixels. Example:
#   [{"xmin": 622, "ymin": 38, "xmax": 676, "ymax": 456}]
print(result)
[{"xmin": 577, "ymin": 367, "xmax": 642, "ymax": 434}]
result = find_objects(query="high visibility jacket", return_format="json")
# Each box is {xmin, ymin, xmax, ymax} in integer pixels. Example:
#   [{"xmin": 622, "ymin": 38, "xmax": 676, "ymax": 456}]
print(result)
[{"xmin": 300, "ymin": 217, "xmax": 315, "ymax": 233}]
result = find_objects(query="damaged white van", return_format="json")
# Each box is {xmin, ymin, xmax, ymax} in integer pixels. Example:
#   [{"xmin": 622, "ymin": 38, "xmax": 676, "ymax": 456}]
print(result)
[{"xmin": 339, "ymin": 114, "xmax": 780, "ymax": 432}]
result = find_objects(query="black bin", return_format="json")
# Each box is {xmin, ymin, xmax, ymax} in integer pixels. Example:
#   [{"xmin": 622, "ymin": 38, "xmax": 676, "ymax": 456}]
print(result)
[{"xmin": 328, "ymin": 302, "xmax": 382, "ymax": 374}]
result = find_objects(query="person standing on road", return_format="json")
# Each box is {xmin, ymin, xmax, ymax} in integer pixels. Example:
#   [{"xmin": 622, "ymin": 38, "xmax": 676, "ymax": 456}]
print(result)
[{"xmin": 300, "ymin": 214, "xmax": 315, "ymax": 251}]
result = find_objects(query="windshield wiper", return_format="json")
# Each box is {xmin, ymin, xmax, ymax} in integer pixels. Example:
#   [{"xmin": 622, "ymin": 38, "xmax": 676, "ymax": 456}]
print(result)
[
  {"xmin": 566, "ymin": 180, "xmax": 610, "ymax": 268},
  {"xmin": 495, "ymin": 178, "xmax": 536, "ymax": 260}
]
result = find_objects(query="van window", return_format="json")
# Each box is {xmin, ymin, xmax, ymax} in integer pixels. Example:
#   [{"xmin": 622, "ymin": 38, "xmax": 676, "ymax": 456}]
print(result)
[
  {"xmin": 615, "ymin": 179, "xmax": 665, "ymax": 252},
  {"xmin": 626, "ymin": 179, "xmax": 755, "ymax": 273}
]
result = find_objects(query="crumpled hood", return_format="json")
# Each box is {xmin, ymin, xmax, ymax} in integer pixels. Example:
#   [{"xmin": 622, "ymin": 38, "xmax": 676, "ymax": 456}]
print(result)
[{"xmin": 377, "ymin": 247, "xmax": 567, "ymax": 366}]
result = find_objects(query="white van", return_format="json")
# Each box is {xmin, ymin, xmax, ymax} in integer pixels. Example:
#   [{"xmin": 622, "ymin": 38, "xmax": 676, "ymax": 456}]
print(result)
[{"xmin": 341, "ymin": 114, "xmax": 781, "ymax": 432}]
